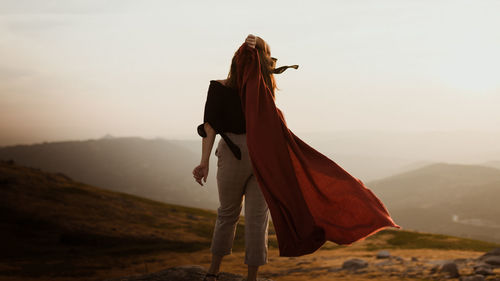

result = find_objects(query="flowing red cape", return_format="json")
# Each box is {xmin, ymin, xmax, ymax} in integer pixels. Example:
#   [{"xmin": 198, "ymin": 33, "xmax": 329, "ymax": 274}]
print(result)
[{"xmin": 233, "ymin": 42, "xmax": 401, "ymax": 257}]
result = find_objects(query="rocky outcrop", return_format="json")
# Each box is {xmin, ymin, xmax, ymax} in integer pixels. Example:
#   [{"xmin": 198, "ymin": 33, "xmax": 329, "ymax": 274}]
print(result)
[
  {"xmin": 105, "ymin": 248, "xmax": 500, "ymax": 281},
  {"xmin": 376, "ymin": 250, "xmax": 391, "ymax": 259},
  {"xmin": 342, "ymin": 258, "xmax": 368, "ymax": 270},
  {"xmin": 440, "ymin": 262, "xmax": 460, "ymax": 278},
  {"xmin": 480, "ymin": 248, "xmax": 500, "ymax": 259}
]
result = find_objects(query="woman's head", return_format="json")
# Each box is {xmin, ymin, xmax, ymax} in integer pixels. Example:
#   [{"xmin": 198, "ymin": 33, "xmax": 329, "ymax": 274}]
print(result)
[{"xmin": 226, "ymin": 36, "xmax": 278, "ymax": 99}]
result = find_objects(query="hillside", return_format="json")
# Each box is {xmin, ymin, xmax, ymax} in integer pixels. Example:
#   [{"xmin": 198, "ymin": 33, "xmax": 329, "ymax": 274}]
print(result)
[
  {"xmin": 0, "ymin": 160, "xmax": 248, "ymax": 280},
  {"xmin": 367, "ymin": 162, "xmax": 500, "ymax": 243},
  {"xmin": 1, "ymin": 160, "xmax": 500, "ymax": 281},
  {"xmin": 0, "ymin": 136, "xmax": 220, "ymax": 210},
  {"xmin": 0, "ymin": 136, "xmax": 438, "ymax": 216}
]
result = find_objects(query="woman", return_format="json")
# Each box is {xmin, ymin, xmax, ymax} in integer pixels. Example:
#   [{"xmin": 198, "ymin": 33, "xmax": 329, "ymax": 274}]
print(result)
[
  {"xmin": 192, "ymin": 34, "xmax": 278, "ymax": 281},
  {"xmin": 193, "ymin": 34, "xmax": 400, "ymax": 280}
]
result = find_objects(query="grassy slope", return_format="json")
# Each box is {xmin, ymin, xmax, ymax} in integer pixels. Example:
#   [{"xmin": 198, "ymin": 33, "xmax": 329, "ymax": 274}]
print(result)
[
  {"xmin": 367, "ymin": 162, "xmax": 500, "ymax": 243},
  {"xmin": 1, "ymin": 160, "xmax": 499, "ymax": 280},
  {"xmin": 0, "ymin": 160, "xmax": 250, "ymax": 259}
]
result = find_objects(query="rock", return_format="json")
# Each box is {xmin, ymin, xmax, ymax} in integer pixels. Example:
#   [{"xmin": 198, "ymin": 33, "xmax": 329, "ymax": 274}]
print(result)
[
  {"xmin": 342, "ymin": 258, "xmax": 368, "ymax": 270},
  {"xmin": 376, "ymin": 250, "xmax": 391, "ymax": 259},
  {"xmin": 459, "ymin": 275, "xmax": 485, "ymax": 281},
  {"xmin": 473, "ymin": 266, "xmax": 492, "ymax": 276},
  {"xmin": 472, "ymin": 263, "xmax": 492, "ymax": 271},
  {"xmin": 103, "ymin": 265, "xmax": 275, "ymax": 281},
  {"xmin": 440, "ymin": 262, "xmax": 460, "ymax": 278},
  {"xmin": 479, "ymin": 248, "xmax": 500, "ymax": 259},
  {"xmin": 483, "ymin": 256, "xmax": 500, "ymax": 266}
]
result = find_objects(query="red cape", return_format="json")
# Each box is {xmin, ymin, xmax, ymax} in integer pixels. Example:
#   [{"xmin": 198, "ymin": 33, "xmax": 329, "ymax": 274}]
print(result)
[{"xmin": 234, "ymin": 42, "xmax": 401, "ymax": 257}]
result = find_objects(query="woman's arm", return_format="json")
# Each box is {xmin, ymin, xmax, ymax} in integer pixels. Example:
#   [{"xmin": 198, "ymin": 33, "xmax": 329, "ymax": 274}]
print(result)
[
  {"xmin": 200, "ymin": 122, "xmax": 216, "ymax": 164},
  {"xmin": 193, "ymin": 122, "xmax": 216, "ymax": 186}
]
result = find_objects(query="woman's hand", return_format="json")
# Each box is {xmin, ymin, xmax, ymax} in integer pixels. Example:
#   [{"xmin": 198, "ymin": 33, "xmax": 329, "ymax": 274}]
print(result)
[
  {"xmin": 193, "ymin": 162, "xmax": 209, "ymax": 186},
  {"xmin": 245, "ymin": 34, "xmax": 256, "ymax": 48}
]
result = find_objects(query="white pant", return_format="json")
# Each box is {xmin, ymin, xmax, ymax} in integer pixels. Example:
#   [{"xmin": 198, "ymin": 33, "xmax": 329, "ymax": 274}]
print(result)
[{"xmin": 210, "ymin": 132, "xmax": 270, "ymax": 266}]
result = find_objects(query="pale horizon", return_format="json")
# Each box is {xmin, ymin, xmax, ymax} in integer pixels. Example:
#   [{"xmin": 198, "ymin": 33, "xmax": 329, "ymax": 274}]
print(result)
[{"xmin": 1, "ymin": 0, "xmax": 500, "ymax": 147}]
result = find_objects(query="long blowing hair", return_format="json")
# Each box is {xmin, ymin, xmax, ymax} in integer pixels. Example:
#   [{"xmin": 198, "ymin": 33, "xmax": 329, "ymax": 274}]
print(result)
[{"xmin": 226, "ymin": 36, "xmax": 279, "ymax": 100}]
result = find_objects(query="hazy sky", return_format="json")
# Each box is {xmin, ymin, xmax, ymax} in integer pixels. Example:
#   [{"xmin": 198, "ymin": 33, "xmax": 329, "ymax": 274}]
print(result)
[{"xmin": 1, "ymin": 0, "xmax": 499, "ymax": 146}]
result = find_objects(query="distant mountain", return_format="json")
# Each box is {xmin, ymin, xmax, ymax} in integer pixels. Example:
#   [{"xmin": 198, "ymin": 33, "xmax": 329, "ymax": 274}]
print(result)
[
  {"xmin": 3, "ymin": 136, "xmax": 499, "ymax": 233},
  {"xmin": 172, "ymin": 138, "xmax": 432, "ymax": 182},
  {"xmin": 0, "ymin": 136, "xmax": 430, "ymax": 215},
  {"xmin": 482, "ymin": 160, "xmax": 500, "ymax": 170},
  {"xmin": 100, "ymin": 133, "xmax": 115, "ymax": 139},
  {"xmin": 323, "ymin": 154, "xmax": 435, "ymax": 182},
  {"xmin": 367, "ymin": 162, "xmax": 500, "ymax": 243},
  {"xmin": 387, "ymin": 160, "xmax": 436, "ymax": 177},
  {"xmin": 0, "ymin": 137, "xmax": 220, "ymax": 210},
  {"xmin": 299, "ymin": 130, "xmax": 500, "ymax": 165}
]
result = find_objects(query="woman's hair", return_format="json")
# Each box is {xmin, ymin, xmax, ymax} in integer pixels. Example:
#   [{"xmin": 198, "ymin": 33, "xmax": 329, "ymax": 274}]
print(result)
[{"xmin": 226, "ymin": 36, "xmax": 279, "ymax": 100}]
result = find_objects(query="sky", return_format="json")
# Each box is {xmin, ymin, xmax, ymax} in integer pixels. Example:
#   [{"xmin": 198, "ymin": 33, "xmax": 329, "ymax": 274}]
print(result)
[{"xmin": 1, "ymin": 0, "xmax": 499, "ymax": 146}]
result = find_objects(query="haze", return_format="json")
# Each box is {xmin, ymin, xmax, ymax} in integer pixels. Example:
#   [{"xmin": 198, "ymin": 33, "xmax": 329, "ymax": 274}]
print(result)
[{"xmin": 1, "ymin": 0, "xmax": 499, "ymax": 148}]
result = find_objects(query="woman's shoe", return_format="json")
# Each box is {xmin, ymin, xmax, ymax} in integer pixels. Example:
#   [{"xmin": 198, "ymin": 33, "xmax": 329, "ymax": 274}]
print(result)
[{"xmin": 203, "ymin": 272, "xmax": 219, "ymax": 281}]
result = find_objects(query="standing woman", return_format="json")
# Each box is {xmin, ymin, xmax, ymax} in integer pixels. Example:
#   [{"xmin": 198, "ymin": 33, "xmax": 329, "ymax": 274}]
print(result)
[
  {"xmin": 192, "ymin": 34, "xmax": 275, "ymax": 281},
  {"xmin": 193, "ymin": 33, "xmax": 399, "ymax": 280}
]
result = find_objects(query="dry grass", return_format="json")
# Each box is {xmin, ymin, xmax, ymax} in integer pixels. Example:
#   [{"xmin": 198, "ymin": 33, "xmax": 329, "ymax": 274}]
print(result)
[{"xmin": 1, "ymin": 160, "xmax": 499, "ymax": 281}]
